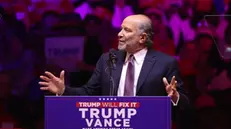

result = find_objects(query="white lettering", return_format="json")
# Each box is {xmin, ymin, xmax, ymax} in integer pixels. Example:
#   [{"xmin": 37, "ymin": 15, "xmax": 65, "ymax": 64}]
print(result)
[
  {"xmin": 90, "ymin": 108, "xmax": 100, "ymax": 118},
  {"xmin": 79, "ymin": 108, "xmax": 88, "ymax": 118},
  {"xmin": 102, "ymin": 108, "xmax": 112, "ymax": 118},
  {"xmin": 114, "ymin": 119, "xmax": 121, "ymax": 127},
  {"xmin": 79, "ymin": 108, "xmax": 137, "ymax": 127},
  {"xmin": 84, "ymin": 119, "xmax": 131, "ymax": 128},
  {"xmin": 85, "ymin": 119, "xmax": 93, "ymax": 127},
  {"xmin": 114, "ymin": 108, "xmax": 125, "ymax": 118},
  {"xmin": 128, "ymin": 109, "xmax": 137, "ymax": 118},
  {"xmin": 94, "ymin": 119, "xmax": 103, "ymax": 127},
  {"xmin": 104, "ymin": 119, "xmax": 112, "ymax": 127},
  {"xmin": 123, "ymin": 119, "xmax": 130, "ymax": 127}
]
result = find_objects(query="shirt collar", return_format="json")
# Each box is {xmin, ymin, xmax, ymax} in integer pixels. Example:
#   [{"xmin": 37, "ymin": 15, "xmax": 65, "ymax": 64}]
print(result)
[{"xmin": 125, "ymin": 48, "xmax": 148, "ymax": 65}]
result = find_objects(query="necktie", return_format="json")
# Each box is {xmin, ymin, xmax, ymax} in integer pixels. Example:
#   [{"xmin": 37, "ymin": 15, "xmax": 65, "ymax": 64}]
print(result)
[{"xmin": 124, "ymin": 54, "xmax": 135, "ymax": 96}]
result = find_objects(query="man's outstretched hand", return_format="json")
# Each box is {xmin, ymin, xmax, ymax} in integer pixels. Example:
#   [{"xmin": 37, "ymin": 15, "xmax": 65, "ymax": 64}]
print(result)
[{"xmin": 39, "ymin": 70, "xmax": 65, "ymax": 95}]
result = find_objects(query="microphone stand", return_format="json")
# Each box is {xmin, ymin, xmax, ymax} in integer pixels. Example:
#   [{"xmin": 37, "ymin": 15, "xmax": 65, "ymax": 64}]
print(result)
[
  {"xmin": 108, "ymin": 51, "xmax": 116, "ymax": 96},
  {"xmin": 108, "ymin": 61, "xmax": 113, "ymax": 96}
]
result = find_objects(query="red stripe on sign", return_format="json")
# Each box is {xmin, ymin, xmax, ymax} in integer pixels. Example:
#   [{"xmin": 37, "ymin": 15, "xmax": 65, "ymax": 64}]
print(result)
[
  {"xmin": 76, "ymin": 102, "xmax": 80, "ymax": 107},
  {"xmin": 76, "ymin": 102, "xmax": 140, "ymax": 108},
  {"xmin": 76, "ymin": 102, "xmax": 101, "ymax": 107},
  {"xmin": 99, "ymin": 102, "xmax": 120, "ymax": 107}
]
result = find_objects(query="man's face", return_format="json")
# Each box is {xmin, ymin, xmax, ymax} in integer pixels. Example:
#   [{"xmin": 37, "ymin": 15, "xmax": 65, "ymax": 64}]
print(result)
[{"xmin": 118, "ymin": 17, "xmax": 141, "ymax": 53}]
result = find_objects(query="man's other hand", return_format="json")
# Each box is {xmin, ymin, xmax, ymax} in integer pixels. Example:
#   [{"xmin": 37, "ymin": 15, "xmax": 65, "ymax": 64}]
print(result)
[{"xmin": 39, "ymin": 70, "xmax": 65, "ymax": 95}]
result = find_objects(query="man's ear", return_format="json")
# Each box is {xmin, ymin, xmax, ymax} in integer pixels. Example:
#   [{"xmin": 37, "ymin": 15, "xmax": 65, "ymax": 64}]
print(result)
[{"xmin": 139, "ymin": 33, "xmax": 148, "ymax": 44}]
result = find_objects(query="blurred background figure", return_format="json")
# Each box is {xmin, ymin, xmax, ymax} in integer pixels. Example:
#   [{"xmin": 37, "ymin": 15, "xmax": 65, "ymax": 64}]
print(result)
[
  {"xmin": 74, "ymin": 0, "xmax": 93, "ymax": 20},
  {"xmin": 145, "ymin": 7, "xmax": 176, "ymax": 56},
  {"xmin": 111, "ymin": 0, "xmax": 134, "ymax": 29}
]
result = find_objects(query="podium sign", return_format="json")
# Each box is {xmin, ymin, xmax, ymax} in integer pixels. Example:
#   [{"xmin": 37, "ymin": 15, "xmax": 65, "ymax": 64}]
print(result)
[{"xmin": 45, "ymin": 96, "xmax": 171, "ymax": 129}]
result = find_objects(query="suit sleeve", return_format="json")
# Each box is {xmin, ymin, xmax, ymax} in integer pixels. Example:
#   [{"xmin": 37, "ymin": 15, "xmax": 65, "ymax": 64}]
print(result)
[
  {"xmin": 165, "ymin": 58, "xmax": 190, "ymax": 110},
  {"xmin": 63, "ymin": 54, "xmax": 104, "ymax": 96}
]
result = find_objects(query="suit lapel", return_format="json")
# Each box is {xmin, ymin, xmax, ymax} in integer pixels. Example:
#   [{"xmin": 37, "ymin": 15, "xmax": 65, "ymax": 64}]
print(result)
[
  {"xmin": 136, "ymin": 49, "xmax": 157, "ymax": 94},
  {"xmin": 112, "ymin": 50, "xmax": 126, "ymax": 95}
]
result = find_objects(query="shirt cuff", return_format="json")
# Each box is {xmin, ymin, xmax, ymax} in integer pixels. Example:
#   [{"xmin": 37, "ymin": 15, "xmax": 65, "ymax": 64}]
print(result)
[{"xmin": 171, "ymin": 94, "xmax": 180, "ymax": 106}]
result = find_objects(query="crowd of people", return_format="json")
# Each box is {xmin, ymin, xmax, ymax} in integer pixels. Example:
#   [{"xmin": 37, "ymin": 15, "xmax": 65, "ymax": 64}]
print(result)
[{"xmin": 0, "ymin": 0, "xmax": 231, "ymax": 128}]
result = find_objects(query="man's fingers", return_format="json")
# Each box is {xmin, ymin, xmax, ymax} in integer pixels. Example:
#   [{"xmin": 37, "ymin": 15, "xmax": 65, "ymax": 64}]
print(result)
[
  {"xmin": 166, "ymin": 82, "xmax": 177, "ymax": 94},
  {"xmin": 40, "ymin": 75, "xmax": 50, "ymax": 82},
  {"xmin": 40, "ymin": 87, "xmax": 49, "ymax": 90},
  {"xmin": 45, "ymin": 71, "xmax": 56, "ymax": 79},
  {"xmin": 172, "ymin": 86, "xmax": 177, "ymax": 92},
  {"xmin": 166, "ymin": 85, "xmax": 172, "ymax": 93},
  {"xmin": 170, "ymin": 76, "xmax": 175, "ymax": 85},
  {"xmin": 60, "ymin": 70, "xmax": 65, "ymax": 81},
  {"xmin": 168, "ymin": 90, "xmax": 173, "ymax": 97},
  {"xmin": 172, "ymin": 81, "xmax": 177, "ymax": 89},
  {"xmin": 39, "ymin": 81, "xmax": 49, "ymax": 86},
  {"xmin": 163, "ymin": 76, "xmax": 178, "ymax": 97},
  {"xmin": 162, "ymin": 77, "xmax": 169, "ymax": 86}
]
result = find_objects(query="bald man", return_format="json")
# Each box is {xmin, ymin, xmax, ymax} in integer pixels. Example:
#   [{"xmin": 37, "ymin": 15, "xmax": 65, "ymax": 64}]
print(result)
[{"xmin": 39, "ymin": 14, "xmax": 189, "ymax": 109}]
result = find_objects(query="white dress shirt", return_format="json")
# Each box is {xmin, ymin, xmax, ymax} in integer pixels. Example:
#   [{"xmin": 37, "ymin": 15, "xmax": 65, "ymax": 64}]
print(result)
[
  {"xmin": 117, "ymin": 48, "xmax": 147, "ymax": 96},
  {"xmin": 117, "ymin": 48, "xmax": 179, "ymax": 106}
]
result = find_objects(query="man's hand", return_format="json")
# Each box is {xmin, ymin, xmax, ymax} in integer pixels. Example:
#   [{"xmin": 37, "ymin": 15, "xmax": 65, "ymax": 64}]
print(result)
[
  {"xmin": 39, "ymin": 70, "xmax": 65, "ymax": 95},
  {"xmin": 163, "ymin": 76, "xmax": 179, "ymax": 103}
]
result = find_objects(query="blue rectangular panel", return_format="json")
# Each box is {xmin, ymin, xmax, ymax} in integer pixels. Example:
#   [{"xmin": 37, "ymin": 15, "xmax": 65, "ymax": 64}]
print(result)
[{"xmin": 45, "ymin": 96, "xmax": 171, "ymax": 129}]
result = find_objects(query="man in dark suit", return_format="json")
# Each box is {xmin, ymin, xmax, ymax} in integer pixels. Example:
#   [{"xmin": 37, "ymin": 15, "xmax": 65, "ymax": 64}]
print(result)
[{"xmin": 39, "ymin": 14, "xmax": 189, "ymax": 110}]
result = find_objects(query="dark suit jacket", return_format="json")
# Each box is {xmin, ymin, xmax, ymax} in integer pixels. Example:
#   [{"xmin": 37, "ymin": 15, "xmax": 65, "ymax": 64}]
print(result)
[{"xmin": 64, "ymin": 49, "xmax": 189, "ymax": 110}]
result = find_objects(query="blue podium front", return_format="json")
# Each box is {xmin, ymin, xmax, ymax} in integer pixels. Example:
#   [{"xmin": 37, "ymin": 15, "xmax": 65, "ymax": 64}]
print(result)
[{"xmin": 45, "ymin": 96, "xmax": 171, "ymax": 129}]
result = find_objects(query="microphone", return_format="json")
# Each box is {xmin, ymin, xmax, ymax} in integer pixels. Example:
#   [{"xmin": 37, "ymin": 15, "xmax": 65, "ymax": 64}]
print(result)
[
  {"xmin": 109, "ymin": 48, "xmax": 117, "ymax": 69},
  {"xmin": 108, "ymin": 48, "xmax": 117, "ymax": 96}
]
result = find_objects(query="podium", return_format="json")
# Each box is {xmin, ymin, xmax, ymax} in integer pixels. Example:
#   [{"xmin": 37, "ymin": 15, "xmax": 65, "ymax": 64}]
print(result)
[{"xmin": 45, "ymin": 96, "xmax": 171, "ymax": 129}]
